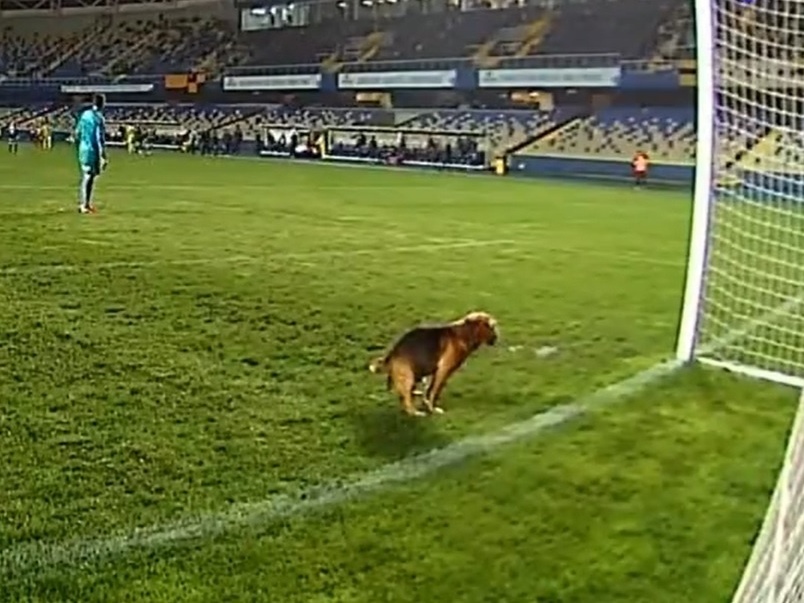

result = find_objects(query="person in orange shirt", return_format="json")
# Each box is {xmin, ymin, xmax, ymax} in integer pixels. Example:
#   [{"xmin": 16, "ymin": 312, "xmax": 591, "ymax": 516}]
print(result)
[{"xmin": 632, "ymin": 150, "xmax": 649, "ymax": 188}]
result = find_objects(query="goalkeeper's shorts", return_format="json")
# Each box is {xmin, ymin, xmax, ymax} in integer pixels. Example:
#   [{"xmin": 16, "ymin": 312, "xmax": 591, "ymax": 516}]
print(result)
[{"xmin": 79, "ymin": 153, "xmax": 101, "ymax": 177}]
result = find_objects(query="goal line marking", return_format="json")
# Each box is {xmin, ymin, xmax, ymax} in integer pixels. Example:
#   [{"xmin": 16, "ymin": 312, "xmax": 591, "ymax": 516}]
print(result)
[{"xmin": 0, "ymin": 290, "xmax": 793, "ymax": 579}]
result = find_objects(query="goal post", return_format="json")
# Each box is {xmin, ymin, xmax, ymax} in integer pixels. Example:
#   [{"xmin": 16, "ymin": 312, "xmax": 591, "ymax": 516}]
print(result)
[
  {"xmin": 677, "ymin": 0, "xmax": 804, "ymax": 600},
  {"xmin": 674, "ymin": 0, "xmax": 715, "ymax": 368},
  {"xmin": 676, "ymin": 0, "xmax": 804, "ymax": 389}
]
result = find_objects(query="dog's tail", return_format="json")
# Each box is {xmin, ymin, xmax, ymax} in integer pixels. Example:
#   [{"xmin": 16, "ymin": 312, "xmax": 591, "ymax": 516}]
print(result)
[{"xmin": 368, "ymin": 354, "xmax": 389, "ymax": 374}]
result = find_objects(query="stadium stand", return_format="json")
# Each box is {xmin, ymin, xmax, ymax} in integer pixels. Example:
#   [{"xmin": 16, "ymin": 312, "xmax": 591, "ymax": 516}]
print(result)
[
  {"xmin": 652, "ymin": 0, "xmax": 694, "ymax": 61},
  {"xmin": 0, "ymin": 102, "xmax": 700, "ymax": 168},
  {"xmin": 402, "ymin": 108, "xmax": 578, "ymax": 157},
  {"xmin": 0, "ymin": 104, "xmax": 395, "ymax": 138},
  {"xmin": 0, "ymin": 0, "xmax": 702, "ymax": 180},
  {"xmin": 368, "ymin": 7, "xmax": 546, "ymax": 64},
  {"xmin": 53, "ymin": 13, "xmax": 240, "ymax": 77},
  {"xmin": 231, "ymin": 8, "xmax": 551, "ymax": 70},
  {"xmin": 203, "ymin": 106, "xmax": 393, "ymax": 138},
  {"xmin": 233, "ymin": 2, "xmax": 673, "ymax": 69},
  {"xmin": 101, "ymin": 103, "xmax": 262, "ymax": 130},
  {"xmin": 530, "ymin": 0, "xmax": 675, "ymax": 59},
  {"xmin": 1, "ymin": 19, "xmax": 98, "ymax": 77},
  {"xmin": 239, "ymin": 20, "xmax": 375, "ymax": 69},
  {"xmin": 522, "ymin": 107, "xmax": 695, "ymax": 163},
  {"xmin": 725, "ymin": 113, "xmax": 804, "ymax": 176},
  {"xmin": 749, "ymin": 130, "xmax": 804, "ymax": 174},
  {"xmin": 0, "ymin": 8, "xmax": 238, "ymax": 78},
  {"xmin": 0, "ymin": 103, "xmax": 67, "ymax": 127},
  {"xmin": 0, "ymin": 106, "xmax": 22, "ymax": 122},
  {"xmin": 0, "ymin": 0, "xmax": 688, "ymax": 78}
]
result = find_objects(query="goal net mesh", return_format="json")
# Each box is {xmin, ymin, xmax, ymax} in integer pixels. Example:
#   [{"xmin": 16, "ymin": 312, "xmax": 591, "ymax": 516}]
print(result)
[
  {"xmin": 731, "ymin": 394, "xmax": 804, "ymax": 603},
  {"xmin": 694, "ymin": 1, "xmax": 804, "ymax": 600},
  {"xmin": 694, "ymin": 0, "xmax": 804, "ymax": 385}
]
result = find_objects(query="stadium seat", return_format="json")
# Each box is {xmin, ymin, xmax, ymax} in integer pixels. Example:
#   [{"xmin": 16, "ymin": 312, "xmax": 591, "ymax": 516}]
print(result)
[
  {"xmin": 536, "ymin": 0, "xmax": 673, "ymax": 58},
  {"xmin": 526, "ymin": 107, "xmax": 696, "ymax": 163},
  {"xmin": 2, "ymin": 9, "xmax": 242, "ymax": 78},
  {"xmin": 402, "ymin": 109, "xmax": 576, "ymax": 157},
  {"xmin": 0, "ymin": 0, "xmax": 690, "ymax": 77}
]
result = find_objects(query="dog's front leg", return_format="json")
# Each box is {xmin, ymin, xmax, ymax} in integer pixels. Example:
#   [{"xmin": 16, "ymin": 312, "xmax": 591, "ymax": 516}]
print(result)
[
  {"xmin": 416, "ymin": 377, "xmax": 437, "ymax": 414},
  {"xmin": 425, "ymin": 364, "xmax": 455, "ymax": 414}
]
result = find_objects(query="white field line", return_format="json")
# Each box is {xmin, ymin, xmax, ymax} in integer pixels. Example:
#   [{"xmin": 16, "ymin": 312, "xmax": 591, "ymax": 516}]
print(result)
[
  {"xmin": 0, "ymin": 284, "xmax": 798, "ymax": 578},
  {"xmin": 0, "ymin": 239, "xmax": 517, "ymax": 275},
  {"xmin": 0, "ymin": 180, "xmax": 671, "ymax": 214},
  {"xmin": 0, "ymin": 183, "xmax": 458, "ymax": 192},
  {"xmin": 0, "ymin": 151, "xmax": 538, "ymax": 191},
  {"xmin": 0, "ymin": 239, "xmax": 683, "ymax": 276},
  {"xmin": 502, "ymin": 247, "xmax": 682, "ymax": 269},
  {"xmin": 0, "ymin": 359, "xmax": 682, "ymax": 579},
  {"xmin": 77, "ymin": 238, "xmax": 113, "ymax": 247}
]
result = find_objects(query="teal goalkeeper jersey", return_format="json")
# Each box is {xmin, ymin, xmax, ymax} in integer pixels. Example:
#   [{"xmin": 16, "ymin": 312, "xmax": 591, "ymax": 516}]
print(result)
[{"xmin": 75, "ymin": 108, "xmax": 106, "ymax": 163}]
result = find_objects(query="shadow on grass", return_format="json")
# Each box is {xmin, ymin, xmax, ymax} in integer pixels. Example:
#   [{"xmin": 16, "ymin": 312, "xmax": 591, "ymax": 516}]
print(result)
[{"xmin": 351, "ymin": 401, "xmax": 452, "ymax": 461}]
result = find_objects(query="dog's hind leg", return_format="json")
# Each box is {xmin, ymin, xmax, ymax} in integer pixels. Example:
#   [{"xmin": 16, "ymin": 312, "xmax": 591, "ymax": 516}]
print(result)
[{"xmin": 390, "ymin": 362, "xmax": 425, "ymax": 417}]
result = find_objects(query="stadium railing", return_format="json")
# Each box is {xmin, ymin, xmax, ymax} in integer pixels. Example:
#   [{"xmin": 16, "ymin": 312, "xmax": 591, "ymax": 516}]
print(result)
[
  {"xmin": 0, "ymin": 53, "xmax": 663, "ymax": 85},
  {"xmin": 225, "ymin": 63, "xmax": 322, "ymax": 77},
  {"xmin": 619, "ymin": 59, "xmax": 679, "ymax": 73},
  {"xmin": 0, "ymin": 75, "xmax": 159, "ymax": 86},
  {"xmin": 225, "ymin": 53, "xmax": 623, "ymax": 77}
]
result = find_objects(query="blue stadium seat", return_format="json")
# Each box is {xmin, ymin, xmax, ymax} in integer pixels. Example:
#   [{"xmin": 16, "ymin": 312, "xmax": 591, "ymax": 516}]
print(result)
[{"xmin": 528, "ymin": 107, "xmax": 696, "ymax": 163}]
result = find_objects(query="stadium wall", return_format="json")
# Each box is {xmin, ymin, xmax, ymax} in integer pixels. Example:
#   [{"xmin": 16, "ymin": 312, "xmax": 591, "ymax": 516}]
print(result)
[{"xmin": 511, "ymin": 154, "xmax": 694, "ymax": 186}]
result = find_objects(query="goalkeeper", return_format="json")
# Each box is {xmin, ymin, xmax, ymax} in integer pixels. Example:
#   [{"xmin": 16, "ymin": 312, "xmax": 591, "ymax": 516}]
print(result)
[{"xmin": 75, "ymin": 94, "xmax": 108, "ymax": 214}]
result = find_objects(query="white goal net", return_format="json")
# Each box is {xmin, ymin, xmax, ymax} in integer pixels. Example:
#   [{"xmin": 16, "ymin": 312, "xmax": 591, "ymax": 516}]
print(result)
[
  {"xmin": 677, "ymin": 0, "xmax": 804, "ymax": 387},
  {"xmin": 731, "ymin": 393, "xmax": 804, "ymax": 603},
  {"xmin": 676, "ymin": 0, "xmax": 804, "ymax": 600}
]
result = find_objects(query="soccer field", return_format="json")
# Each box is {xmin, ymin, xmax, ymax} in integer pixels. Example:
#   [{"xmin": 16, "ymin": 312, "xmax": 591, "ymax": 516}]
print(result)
[{"xmin": 0, "ymin": 147, "xmax": 797, "ymax": 602}]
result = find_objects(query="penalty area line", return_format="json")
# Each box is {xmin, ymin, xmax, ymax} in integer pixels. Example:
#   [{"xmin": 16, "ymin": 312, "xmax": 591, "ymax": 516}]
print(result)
[{"xmin": 0, "ymin": 358, "xmax": 682, "ymax": 579}]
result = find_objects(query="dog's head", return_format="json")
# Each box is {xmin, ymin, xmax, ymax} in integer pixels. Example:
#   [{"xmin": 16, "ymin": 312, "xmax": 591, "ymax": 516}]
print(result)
[{"xmin": 461, "ymin": 311, "xmax": 498, "ymax": 346}]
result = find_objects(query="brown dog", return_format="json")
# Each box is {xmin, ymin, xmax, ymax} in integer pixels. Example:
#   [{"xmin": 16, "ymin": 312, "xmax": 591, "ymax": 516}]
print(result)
[{"xmin": 369, "ymin": 311, "xmax": 498, "ymax": 416}]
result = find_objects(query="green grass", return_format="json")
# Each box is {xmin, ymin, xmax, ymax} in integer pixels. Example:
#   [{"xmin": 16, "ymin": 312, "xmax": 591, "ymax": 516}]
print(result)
[{"xmin": 0, "ymin": 146, "xmax": 796, "ymax": 602}]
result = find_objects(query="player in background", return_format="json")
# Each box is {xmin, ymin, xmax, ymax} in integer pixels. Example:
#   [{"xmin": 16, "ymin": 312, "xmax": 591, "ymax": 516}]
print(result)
[
  {"xmin": 632, "ymin": 150, "xmax": 649, "ymax": 188},
  {"xmin": 75, "ymin": 94, "xmax": 108, "ymax": 214},
  {"xmin": 7, "ymin": 121, "xmax": 19, "ymax": 154},
  {"xmin": 126, "ymin": 125, "xmax": 136, "ymax": 154},
  {"xmin": 41, "ymin": 121, "xmax": 53, "ymax": 151}
]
